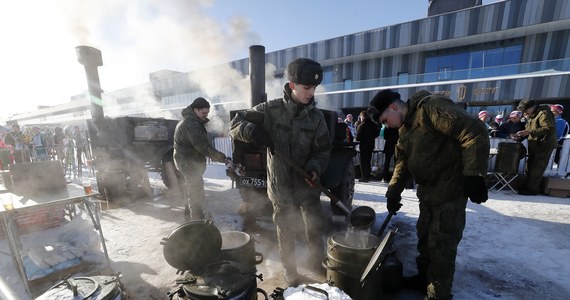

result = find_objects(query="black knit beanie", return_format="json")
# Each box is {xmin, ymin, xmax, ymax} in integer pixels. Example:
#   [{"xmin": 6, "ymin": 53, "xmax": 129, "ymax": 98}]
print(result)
[{"xmin": 190, "ymin": 97, "xmax": 210, "ymax": 109}]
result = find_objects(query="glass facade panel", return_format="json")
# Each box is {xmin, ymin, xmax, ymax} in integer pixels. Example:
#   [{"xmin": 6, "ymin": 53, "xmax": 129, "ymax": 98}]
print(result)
[
  {"xmin": 425, "ymin": 44, "xmax": 523, "ymax": 81},
  {"xmin": 398, "ymin": 72, "xmax": 409, "ymax": 84},
  {"xmin": 323, "ymin": 67, "xmax": 333, "ymax": 85}
]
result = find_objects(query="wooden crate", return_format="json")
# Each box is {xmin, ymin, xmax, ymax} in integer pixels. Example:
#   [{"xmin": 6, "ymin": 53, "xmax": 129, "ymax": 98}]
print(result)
[{"xmin": 0, "ymin": 205, "xmax": 66, "ymax": 240}]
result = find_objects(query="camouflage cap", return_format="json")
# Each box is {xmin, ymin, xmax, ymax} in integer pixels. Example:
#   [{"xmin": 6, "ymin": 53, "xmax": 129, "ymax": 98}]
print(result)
[{"xmin": 287, "ymin": 58, "xmax": 323, "ymax": 86}]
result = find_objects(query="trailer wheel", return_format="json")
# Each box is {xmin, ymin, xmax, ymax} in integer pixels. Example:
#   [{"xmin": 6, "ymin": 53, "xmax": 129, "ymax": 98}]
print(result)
[
  {"xmin": 161, "ymin": 154, "xmax": 183, "ymax": 191},
  {"xmin": 330, "ymin": 158, "xmax": 354, "ymax": 215}
]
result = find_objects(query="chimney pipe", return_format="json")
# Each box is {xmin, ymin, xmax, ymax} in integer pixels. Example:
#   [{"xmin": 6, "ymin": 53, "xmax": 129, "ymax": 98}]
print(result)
[
  {"xmin": 249, "ymin": 45, "xmax": 266, "ymax": 107},
  {"xmin": 76, "ymin": 46, "xmax": 104, "ymax": 122}
]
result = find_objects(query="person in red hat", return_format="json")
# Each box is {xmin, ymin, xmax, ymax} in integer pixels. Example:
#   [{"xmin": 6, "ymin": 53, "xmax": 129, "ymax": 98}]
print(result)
[
  {"xmin": 497, "ymin": 111, "xmax": 526, "ymax": 140},
  {"xmin": 550, "ymin": 104, "xmax": 569, "ymax": 163}
]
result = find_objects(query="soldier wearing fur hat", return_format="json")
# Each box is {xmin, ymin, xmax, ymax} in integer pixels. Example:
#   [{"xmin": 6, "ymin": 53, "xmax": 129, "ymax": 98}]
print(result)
[
  {"xmin": 230, "ymin": 58, "xmax": 331, "ymax": 285},
  {"xmin": 516, "ymin": 99, "xmax": 557, "ymax": 195},
  {"xmin": 367, "ymin": 89, "xmax": 489, "ymax": 300},
  {"xmin": 174, "ymin": 97, "xmax": 228, "ymax": 220}
]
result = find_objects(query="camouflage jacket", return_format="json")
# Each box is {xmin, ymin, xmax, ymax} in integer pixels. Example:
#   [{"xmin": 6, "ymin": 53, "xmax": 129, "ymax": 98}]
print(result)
[
  {"xmin": 386, "ymin": 91, "xmax": 490, "ymax": 204},
  {"xmin": 524, "ymin": 105, "xmax": 557, "ymax": 148},
  {"xmin": 173, "ymin": 107, "xmax": 226, "ymax": 175},
  {"xmin": 230, "ymin": 84, "xmax": 332, "ymax": 203}
]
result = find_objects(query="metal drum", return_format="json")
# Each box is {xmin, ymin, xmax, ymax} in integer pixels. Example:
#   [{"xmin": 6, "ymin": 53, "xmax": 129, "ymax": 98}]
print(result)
[{"xmin": 324, "ymin": 231, "xmax": 381, "ymax": 300}]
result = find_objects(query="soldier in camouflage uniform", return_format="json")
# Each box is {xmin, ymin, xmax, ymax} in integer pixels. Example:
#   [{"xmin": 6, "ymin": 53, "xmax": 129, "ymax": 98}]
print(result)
[
  {"xmin": 230, "ymin": 58, "xmax": 331, "ymax": 285},
  {"xmin": 367, "ymin": 89, "xmax": 489, "ymax": 300},
  {"xmin": 174, "ymin": 97, "xmax": 227, "ymax": 220},
  {"xmin": 515, "ymin": 99, "xmax": 557, "ymax": 195}
]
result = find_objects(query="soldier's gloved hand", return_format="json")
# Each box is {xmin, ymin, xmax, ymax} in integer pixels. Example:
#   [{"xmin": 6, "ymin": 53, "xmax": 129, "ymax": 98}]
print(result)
[
  {"xmin": 224, "ymin": 157, "xmax": 233, "ymax": 167},
  {"xmin": 251, "ymin": 125, "xmax": 274, "ymax": 153},
  {"xmin": 464, "ymin": 176, "xmax": 488, "ymax": 204},
  {"xmin": 386, "ymin": 196, "xmax": 402, "ymax": 215},
  {"xmin": 211, "ymin": 152, "xmax": 226, "ymax": 163}
]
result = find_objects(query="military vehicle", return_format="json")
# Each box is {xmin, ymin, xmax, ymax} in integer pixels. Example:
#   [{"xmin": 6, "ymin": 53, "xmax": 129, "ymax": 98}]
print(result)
[{"xmin": 76, "ymin": 46, "xmax": 181, "ymax": 200}]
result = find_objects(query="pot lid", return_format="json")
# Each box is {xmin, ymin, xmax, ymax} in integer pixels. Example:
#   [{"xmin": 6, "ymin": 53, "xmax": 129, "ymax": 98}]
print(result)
[
  {"xmin": 36, "ymin": 276, "xmax": 121, "ymax": 300},
  {"xmin": 360, "ymin": 229, "xmax": 397, "ymax": 284},
  {"xmin": 162, "ymin": 220, "xmax": 223, "ymax": 274}
]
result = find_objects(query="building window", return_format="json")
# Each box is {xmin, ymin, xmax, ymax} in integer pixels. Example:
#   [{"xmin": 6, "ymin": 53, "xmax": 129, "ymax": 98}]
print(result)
[
  {"xmin": 424, "ymin": 44, "xmax": 523, "ymax": 81},
  {"xmin": 398, "ymin": 72, "xmax": 409, "ymax": 84},
  {"xmin": 438, "ymin": 67, "xmax": 452, "ymax": 81},
  {"xmin": 343, "ymin": 79, "xmax": 352, "ymax": 89}
]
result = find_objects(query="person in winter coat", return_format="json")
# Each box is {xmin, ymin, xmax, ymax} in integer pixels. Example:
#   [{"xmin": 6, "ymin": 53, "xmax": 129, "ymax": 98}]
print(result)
[
  {"xmin": 381, "ymin": 124, "xmax": 399, "ymax": 183},
  {"xmin": 356, "ymin": 110, "xmax": 380, "ymax": 182},
  {"xmin": 550, "ymin": 104, "xmax": 569, "ymax": 164},
  {"xmin": 230, "ymin": 58, "xmax": 331, "ymax": 285},
  {"xmin": 497, "ymin": 111, "xmax": 526, "ymax": 140},
  {"xmin": 174, "ymin": 97, "xmax": 227, "ymax": 220},
  {"xmin": 4, "ymin": 124, "xmax": 28, "ymax": 163},
  {"xmin": 367, "ymin": 89, "xmax": 489, "ymax": 300},
  {"xmin": 516, "ymin": 99, "xmax": 557, "ymax": 195}
]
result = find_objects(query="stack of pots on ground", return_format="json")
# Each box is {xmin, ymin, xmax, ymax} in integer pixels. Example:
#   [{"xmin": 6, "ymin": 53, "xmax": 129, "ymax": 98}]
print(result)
[
  {"xmin": 324, "ymin": 231, "xmax": 381, "ymax": 300},
  {"xmin": 161, "ymin": 220, "xmax": 264, "ymax": 300}
]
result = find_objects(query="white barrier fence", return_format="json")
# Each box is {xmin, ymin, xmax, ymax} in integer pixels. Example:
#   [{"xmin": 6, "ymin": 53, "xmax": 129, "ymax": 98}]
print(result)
[{"xmin": 213, "ymin": 136, "xmax": 570, "ymax": 178}]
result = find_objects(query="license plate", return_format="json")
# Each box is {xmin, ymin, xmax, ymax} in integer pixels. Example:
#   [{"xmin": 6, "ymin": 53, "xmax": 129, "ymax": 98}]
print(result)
[{"xmin": 239, "ymin": 177, "xmax": 267, "ymax": 188}]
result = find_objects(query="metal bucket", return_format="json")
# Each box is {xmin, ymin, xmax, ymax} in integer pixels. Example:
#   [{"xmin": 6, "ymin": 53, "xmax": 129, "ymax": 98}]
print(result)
[{"xmin": 324, "ymin": 231, "xmax": 381, "ymax": 300}]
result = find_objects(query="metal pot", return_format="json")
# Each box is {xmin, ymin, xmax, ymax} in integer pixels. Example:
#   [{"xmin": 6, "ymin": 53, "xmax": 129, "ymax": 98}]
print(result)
[
  {"xmin": 219, "ymin": 231, "xmax": 263, "ymax": 270},
  {"xmin": 324, "ymin": 231, "xmax": 381, "ymax": 300}
]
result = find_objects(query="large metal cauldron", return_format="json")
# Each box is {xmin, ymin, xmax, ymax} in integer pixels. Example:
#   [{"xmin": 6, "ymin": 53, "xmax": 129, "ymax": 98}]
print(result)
[
  {"xmin": 324, "ymin": 231, "xmax": 381, "ymax": 300},
  {"xmin": 162, "ymin": 221, "xmax": 266, "ymax": 300}
]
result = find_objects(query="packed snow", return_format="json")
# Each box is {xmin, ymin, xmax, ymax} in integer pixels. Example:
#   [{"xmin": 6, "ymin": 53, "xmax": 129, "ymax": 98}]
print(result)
[{"xmin": 1, "ymin": 163, "xmax": 569, "ymax": 299}]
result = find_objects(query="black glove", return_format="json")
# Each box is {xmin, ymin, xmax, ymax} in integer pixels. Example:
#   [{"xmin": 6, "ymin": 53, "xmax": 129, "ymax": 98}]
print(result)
[
  {"xmin": 251, "ymin": 125, "xmax": 274, "ymax": 152},
  {"xmin": 464, "ymin": 176, "xmax": 488, "ymax": 204},
  {"xmin": 386, "ymin": 196, "xmax": 402, "ymax": 215}
]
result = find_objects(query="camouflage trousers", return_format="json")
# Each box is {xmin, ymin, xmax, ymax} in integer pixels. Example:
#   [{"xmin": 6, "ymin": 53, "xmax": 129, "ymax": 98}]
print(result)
[
  {"xmin": 272, "ymin": 196, "xmax": 325, "ymax": 275},
  {"xmin": 181, "ymin": 171, "xmax": 205, "ymax": 220},
  {"xmin": 416, "ymin": 197, "xmax": 467, "ymax": 299},
  {"xmin": 525, "ymin": 142, "xmax": 555, "ymax": 194}
]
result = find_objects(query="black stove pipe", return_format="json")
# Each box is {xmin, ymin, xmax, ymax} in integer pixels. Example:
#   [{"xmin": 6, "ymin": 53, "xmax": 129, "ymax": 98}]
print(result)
[
  {"xmin": 249, "ymin": 45, "xmax": 266, "ymax": 107},
  {"xmin": 76, "ymin": 46, "xmax": 105, "ymax": 123}
]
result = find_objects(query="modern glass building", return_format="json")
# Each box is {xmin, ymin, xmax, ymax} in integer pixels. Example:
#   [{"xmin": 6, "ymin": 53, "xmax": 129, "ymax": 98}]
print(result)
[{"xmin": 9, "ymin": 0, "xmax": 570, "ymax": 126}]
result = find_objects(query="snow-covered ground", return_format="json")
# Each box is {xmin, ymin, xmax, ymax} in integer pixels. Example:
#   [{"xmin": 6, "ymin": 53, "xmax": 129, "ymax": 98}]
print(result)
[{"xmin": 2, "ymin": 163, "xmax": 570, "ymax": 299}]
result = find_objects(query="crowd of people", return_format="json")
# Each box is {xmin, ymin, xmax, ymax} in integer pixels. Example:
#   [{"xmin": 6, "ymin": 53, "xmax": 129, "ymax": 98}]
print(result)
[
  {"xmin": 477, "ymin": 102, "xmax": 568, "ymax": 195},
  {"xmin": 0, "ymin": 124, "xmax": 90, "ymax": 175}
]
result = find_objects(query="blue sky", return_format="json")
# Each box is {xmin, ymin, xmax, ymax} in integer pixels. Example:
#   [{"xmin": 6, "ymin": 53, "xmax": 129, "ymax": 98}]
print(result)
[{"xmin": 0, "ymin": 0, "xmax": 500, "ymax": 121}]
